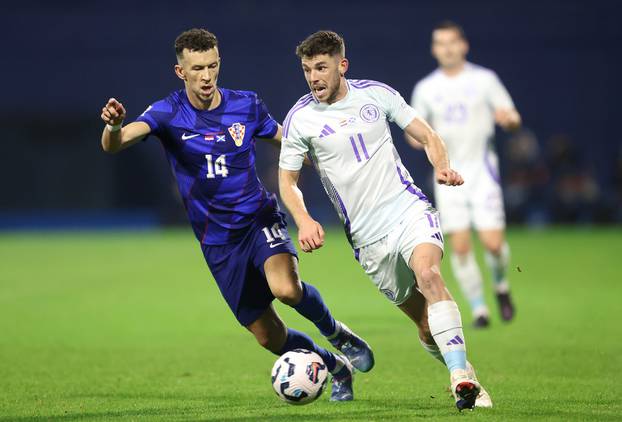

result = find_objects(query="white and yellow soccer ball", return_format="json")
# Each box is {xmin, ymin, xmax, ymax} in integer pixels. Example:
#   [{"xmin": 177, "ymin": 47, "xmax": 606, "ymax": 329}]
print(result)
[{"xmin": 271, "ymin": 349, "xmax": 328, "ymax": 405}]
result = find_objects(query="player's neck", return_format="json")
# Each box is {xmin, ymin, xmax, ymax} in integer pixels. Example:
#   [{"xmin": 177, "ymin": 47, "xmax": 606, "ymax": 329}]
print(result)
[
  {"xmin": 441, "ymin": 61, "xmax": 466, "ymax": 77},
  {"xmin": 325, "ymin": 79, "xmax": 348, "ymax": 105},
  {"xmin": 186, "ymin": 88, "xmax": 222, "ymax": 111}
]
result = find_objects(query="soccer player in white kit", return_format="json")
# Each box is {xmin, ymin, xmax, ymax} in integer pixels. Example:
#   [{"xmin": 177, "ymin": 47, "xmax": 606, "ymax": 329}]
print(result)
[
  {"xmin": 408, "ymin": 21, "xmax": 521, "ymax": 327},
  {"xmin": 279, "ymin": 30, "xmax": 491, "ymax": 411}
]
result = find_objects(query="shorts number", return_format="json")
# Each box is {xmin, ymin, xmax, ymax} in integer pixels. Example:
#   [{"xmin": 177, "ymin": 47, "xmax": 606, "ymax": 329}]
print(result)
[
  {"xmin": 205, "ymin": 154, "xmax": 228, "ymax": 179},
  {"xmin": 262, "ymin": 223, "xmax": 285, "ymax": 243}
]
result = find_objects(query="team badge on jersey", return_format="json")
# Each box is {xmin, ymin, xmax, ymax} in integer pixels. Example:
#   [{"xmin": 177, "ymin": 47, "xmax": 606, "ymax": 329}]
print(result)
[
  {"xmin": 360, "ymin": 104, "xmax": 380, "ymax": 123},
  {"xmin": 228, "ymin": 123, "xmax": 246, "ymax": 147}
]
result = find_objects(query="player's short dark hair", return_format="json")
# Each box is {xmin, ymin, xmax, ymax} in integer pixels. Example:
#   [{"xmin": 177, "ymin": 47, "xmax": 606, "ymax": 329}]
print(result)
[
  {"xmin": 295, "ymin": 30, "xmax": 345, "ymax": 58},
  {"xmin": 433, "ymin": 20, "xmax": 467, "ymax": 40},
  {"xmin": 175, "ymin": 28, "xmax": 218, "ymax": 58}
]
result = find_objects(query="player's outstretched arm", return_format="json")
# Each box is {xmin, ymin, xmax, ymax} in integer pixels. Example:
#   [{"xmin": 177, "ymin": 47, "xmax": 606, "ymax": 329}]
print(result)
[
  {"xmin": 404, "ymin": 117, "xmax": 464, "ymax": 187},
  {"xmin": 278, "ymin": 168, "xmax": 325, "ymax": 253},
  {"xmin": 494, "ymin": 108, "xmax": 521, "ymax": 132},
  {"xmin": 100, "ymin": 98, "xmax": 151, "ymax": 153}
]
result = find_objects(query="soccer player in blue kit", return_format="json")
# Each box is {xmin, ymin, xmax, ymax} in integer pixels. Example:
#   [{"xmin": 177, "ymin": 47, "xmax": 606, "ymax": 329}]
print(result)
[{"xmin": 99, "ymin": 28, "xmax": 374, "ymax": 401}]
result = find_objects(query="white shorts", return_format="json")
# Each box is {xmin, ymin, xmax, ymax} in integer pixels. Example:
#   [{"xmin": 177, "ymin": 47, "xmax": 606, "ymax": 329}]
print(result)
[
  {"xmin": 355, "ymin": 201, "xmax": 444, "ymax": 305},
  {"xmin": 435, "ymin": 153, "xmax": 506, "ymax": 233}
]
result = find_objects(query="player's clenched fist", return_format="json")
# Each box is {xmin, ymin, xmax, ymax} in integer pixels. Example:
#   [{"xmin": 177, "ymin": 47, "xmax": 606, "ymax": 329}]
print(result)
[
  {"xmin": 297, "ymin": 217, "xmax": 325, "ymax": 253},
  {"xmin": 435, "ymin": 168, "xmax": 464, "ymax": 186},
  {"xmin": 101, "ymin": 98, "xmax": 126, "ymax": 126}
]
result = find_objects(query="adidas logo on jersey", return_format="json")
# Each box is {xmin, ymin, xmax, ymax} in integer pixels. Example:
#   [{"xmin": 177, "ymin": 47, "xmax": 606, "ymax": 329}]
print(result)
[{"xmin": 318, "ymin": 124, "xmax": 335, "ymax": 138}]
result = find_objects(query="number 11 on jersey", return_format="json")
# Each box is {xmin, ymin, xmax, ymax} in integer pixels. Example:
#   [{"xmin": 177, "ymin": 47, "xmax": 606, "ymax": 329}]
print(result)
[{"xmin": 205, "ymin": 154, "xmax": 228, "ymax": 179}]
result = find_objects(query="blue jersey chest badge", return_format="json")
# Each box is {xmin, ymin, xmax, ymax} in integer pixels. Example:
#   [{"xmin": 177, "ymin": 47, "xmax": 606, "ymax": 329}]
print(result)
[{"xmin": 228, "ymin": 123, "xmax": 246, "ymax": 147}]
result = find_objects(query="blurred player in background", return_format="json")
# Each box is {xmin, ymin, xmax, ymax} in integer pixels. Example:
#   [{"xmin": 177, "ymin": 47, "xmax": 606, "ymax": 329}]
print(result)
[
  {"xmin": 408, "ymin": 21, "xmax": 521, "ymax": 328},
  {"xmin": 99, "ymin": 28, "xmax": 375, "ymax": 401},
  {"xmin": 279, "ymin": 30, "xmax": 491, "ymax": 411}
]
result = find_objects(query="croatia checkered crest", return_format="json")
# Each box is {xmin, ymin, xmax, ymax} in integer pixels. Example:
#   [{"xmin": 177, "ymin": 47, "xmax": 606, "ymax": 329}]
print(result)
[{"xmin": 271, "ymin": 349, "xmax": 328, "ymax": 405}]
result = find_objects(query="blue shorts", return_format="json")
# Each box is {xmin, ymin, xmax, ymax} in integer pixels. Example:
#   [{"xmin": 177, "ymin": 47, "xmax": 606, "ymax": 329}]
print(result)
[{"xmin": 201, "ymin": 206, "xmax": 298, "ymax": 326}]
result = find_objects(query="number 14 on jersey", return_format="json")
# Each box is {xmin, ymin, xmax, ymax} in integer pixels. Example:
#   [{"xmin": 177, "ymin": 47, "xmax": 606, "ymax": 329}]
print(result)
[{"xmin": 205, "ymin": 154, "xmax": 228, "ymax": 179}]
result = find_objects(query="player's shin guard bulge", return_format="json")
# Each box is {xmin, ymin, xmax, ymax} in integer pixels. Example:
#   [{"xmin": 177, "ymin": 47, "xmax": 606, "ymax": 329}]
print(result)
[{"xmin": 427, "ymin": 300, "xmax": 467, "ymax": 372}]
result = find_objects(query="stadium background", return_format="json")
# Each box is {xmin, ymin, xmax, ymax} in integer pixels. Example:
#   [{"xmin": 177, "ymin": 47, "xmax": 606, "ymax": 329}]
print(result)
[
  {"xmin": 1, "ymin": 0, "xmax": 620, "ymax": 229},
  {"xmin": 1, "ymin": 1, "xmax": 621, "ymax": 420}
]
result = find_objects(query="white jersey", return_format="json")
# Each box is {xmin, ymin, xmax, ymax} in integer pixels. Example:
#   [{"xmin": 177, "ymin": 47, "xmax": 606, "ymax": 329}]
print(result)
[
  {"xmin": 411, "ymin": 62, "xmax": 514, "ymax": 177},
  {"xmin": 279, "ymin": 79, "xmax": 429, "ymax": 249}
]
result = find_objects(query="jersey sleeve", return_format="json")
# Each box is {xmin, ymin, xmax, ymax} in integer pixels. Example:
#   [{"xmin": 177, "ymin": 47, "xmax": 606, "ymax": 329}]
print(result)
[
  {"xmin": 279, "ymin": 117, "xmax": 308, "ymax": 171},
  {"xmin": 410, "ymin": 82, "xmax": 430, "ymax": 121},
  {"xmin": 487, "ymin": 72, "xmax": 515, "ymax": 110},
  {"xmin": 254, "ymin": 94, "xmax": 279, "ymax": 138},
  {"xmin": 369, "ymin": 83, "xmax": 418, "ymax": 129},
  {"xmin": 134, "ymin": 99, "xmax": 172, "ymax": 137}
]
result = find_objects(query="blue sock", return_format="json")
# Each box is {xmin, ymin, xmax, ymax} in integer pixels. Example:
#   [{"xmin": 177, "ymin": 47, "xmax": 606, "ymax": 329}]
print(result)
[
  {"xmin": 292, "ymin": 282, "xmax": 337, "ymax": 337},
  {"xmin": 277, "ymin": 328, "xmax": 337, "ymax": 372}
]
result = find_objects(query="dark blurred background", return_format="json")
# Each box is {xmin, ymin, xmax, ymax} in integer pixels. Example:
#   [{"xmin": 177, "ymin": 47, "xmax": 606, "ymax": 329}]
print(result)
[{"xmin": 1, "ymin": 0, "xmax": 621, "ymax": 230}]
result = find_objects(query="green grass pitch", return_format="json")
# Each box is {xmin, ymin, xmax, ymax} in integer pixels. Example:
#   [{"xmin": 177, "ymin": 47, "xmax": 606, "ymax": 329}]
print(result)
[{"xmin": 0, "ymin": 227, "xmax": 620, "ymax": 421}]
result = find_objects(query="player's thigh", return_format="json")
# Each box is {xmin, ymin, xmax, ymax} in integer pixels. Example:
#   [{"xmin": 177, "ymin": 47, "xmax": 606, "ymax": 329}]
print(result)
[
  {"xmin": 245, "ymin": 304, "xmax": 287, "ymax": 352},
  {"xmin": 471, "ymin": 176, "xmax": 506, "ymax": 233},
  {"xmin": 435, "ymin": 184, "xmax": 471, "ymax": 233},
  {"xmin": 202, "ymin": 242, "xmax": 274, "ymax": 327},
  {"xmin": 250, "ymin": 210, "xmax": 301, "ymax": 304},
  {"xmin": 263, "ymin": 253, "xmax": 302, "ymax": 304},
  {"xmin": 357, "ymin": 234, "xmax": 415, "ymax": 305},
  {"xmin": 477, "ymin": 228, "xmax": 505, "ymax": 253}
]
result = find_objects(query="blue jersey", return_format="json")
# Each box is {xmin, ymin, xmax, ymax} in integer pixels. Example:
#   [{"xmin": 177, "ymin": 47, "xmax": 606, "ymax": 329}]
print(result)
[{"xmin": 136, "ymin": 88, "xmax": 279, "ymax": 245}]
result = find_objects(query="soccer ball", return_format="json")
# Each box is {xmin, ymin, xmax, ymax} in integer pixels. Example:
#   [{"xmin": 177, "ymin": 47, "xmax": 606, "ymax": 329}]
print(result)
[{"xmin": 271, "ymin": 349, "xmax": 329, "ymax": 405}]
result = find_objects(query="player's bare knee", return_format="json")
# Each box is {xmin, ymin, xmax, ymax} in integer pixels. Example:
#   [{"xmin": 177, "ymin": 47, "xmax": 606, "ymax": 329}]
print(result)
[
  {"xmin": 416, "ymin": 266, "xmax": 444, "ymax": 294},
  {"xmin": 485, "ymin": 242, "xmax": 504, "ymax": 255},
  {"xmin": 254, "ymin": 331, "xmax": 273, "ymax": 350},
  {"xmin": 273, "ymin": 282, "xmax": 303, "ymax": 306},
  {"xmin": 452, "ymin": 243, "xmax": 471, "ymax": 256}
]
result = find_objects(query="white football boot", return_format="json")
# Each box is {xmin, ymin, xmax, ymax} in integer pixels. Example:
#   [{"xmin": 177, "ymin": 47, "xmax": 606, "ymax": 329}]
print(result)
[
  {"xmin": 450, "ymin": 368, "xmax": 481, "ymax": 411},
  {"xmin": 467, "ymin": 361, "xmax": 493, "ymax": 408}
]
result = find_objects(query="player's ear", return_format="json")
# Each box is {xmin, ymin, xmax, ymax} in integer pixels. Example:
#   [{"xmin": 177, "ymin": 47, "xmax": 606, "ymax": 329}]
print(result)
[
  {"xmin": 174, "ymin": 64, "xmax": 186, "ymax": 81},
  {"xmin": 339, "ymin": 57, "xmax": 349, "ymax": 77},
  {"xmin": 463, "ymin": 40, "xmax": 470, "ymax": 56}
]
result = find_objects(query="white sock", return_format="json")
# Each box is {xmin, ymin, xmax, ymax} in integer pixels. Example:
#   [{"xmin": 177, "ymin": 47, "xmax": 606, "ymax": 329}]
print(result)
[
  {"xmin": 484, "ymin": 242, "xmax": 511, "ymax": 294},
  {"xmin": 450, "ymin": 251, "xmax": 488, "ymax": 317},
  {"xmin": 419, "ymin": 338, "xmax": 445, "ymax": 365},
  {"xmin": 427, "ymin": 300, "xmax": 467, "ymax": 372}
]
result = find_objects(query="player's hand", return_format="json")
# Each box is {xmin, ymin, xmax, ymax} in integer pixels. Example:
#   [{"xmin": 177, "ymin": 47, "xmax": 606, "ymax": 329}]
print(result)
[
  {"xmin": 435, "ymin": 168, "xmax": 464, "ymax": 186},
  {"xmin": 494, "ymin": 108, "xmax": 520, "ymax": 131},
  {"xmin": 101, "ymin": 98, "xmax": 126, "ymax": 126},
  {"xmin": 297, "ymin": 217, "xmax": 325, "ymax": 253}
]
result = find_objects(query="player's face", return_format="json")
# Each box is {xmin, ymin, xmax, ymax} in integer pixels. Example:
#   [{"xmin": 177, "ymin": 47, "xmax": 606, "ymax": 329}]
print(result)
[
  {"xmin": 175, "ymin": 48, "xmax": 221, "ymax": 104},
  {"xmin": 301, "ymin": 54, "xmax": 348, "ymax": 104},
  {"xmin": 431, "ymin": 29, "xmax": 468, "ymax": 69}
]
